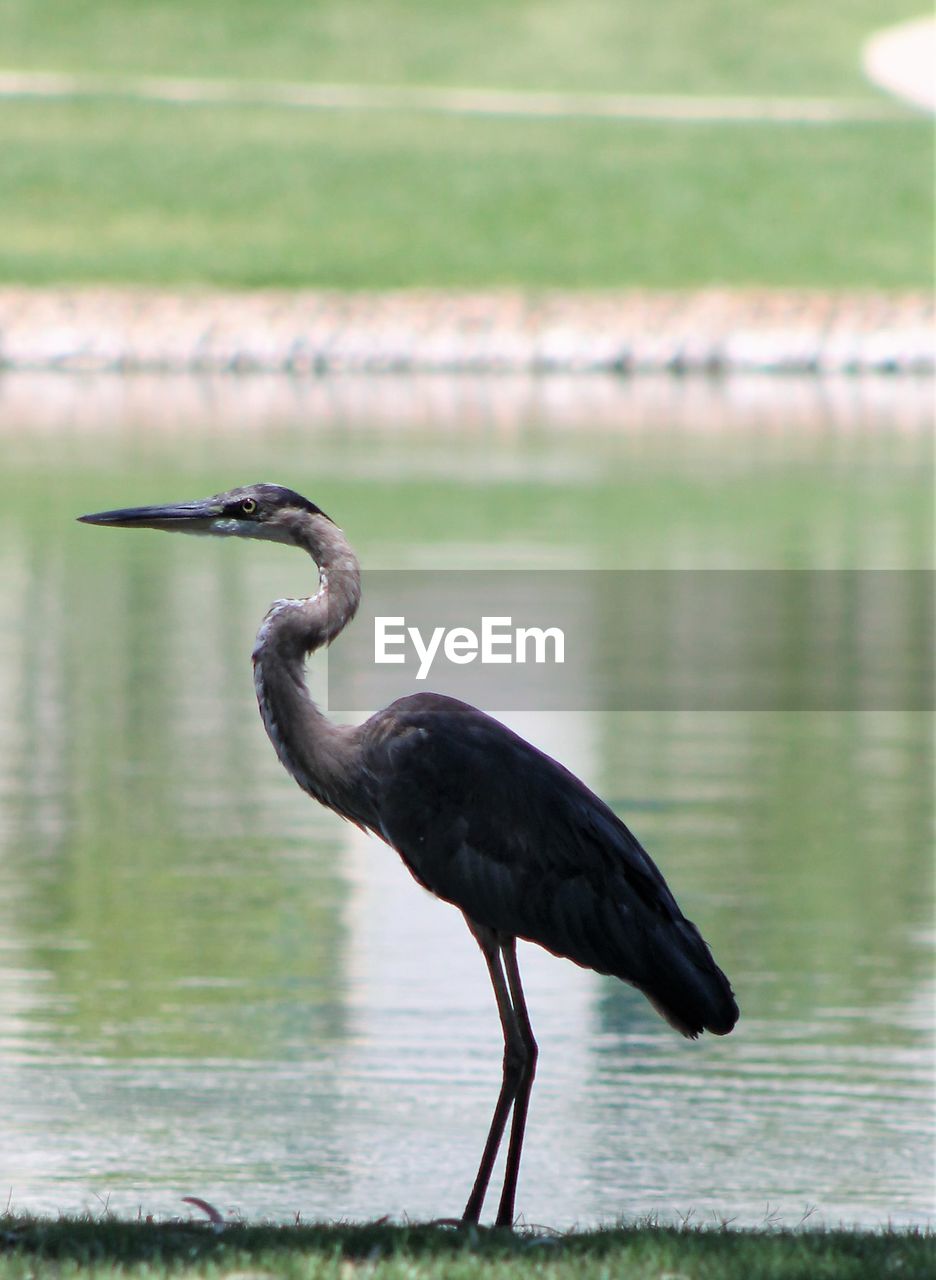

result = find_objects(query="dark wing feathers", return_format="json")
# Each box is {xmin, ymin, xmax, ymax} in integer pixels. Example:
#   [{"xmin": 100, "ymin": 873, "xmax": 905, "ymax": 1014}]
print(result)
[{"xmin": 361, "ymin": 693, "xmax": 738, "ymax": 1039}]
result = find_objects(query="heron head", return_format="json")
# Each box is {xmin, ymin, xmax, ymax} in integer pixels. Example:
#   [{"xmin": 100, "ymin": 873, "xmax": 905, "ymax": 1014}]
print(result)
[{"xmin": 78, "ymin": 483, "xmax": 332, "ymax": 543}]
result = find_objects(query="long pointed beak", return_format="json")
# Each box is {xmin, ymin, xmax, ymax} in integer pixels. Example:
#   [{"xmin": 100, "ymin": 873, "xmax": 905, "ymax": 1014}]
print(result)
[{"xmin": 78, "ymin": 498, "xmax": 225, "ymax": 534}]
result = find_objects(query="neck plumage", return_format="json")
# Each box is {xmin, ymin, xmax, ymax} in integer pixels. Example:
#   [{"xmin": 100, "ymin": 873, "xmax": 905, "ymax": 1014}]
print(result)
[{"xmin": 251, "ymin": 511, "xmax": 372, "ymax": 827}]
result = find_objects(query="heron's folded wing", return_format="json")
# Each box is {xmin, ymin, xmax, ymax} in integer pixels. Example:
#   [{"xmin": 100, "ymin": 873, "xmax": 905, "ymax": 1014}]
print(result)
[{"xmin": 361, "ymin": 694, "xmax": 738, "ymax": 1037}]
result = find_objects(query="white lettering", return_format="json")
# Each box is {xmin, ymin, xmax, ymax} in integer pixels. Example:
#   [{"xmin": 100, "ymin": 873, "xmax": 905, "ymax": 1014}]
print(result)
[
  {"xmin": 374, "ymin": 616, "xmax": 406, "ymax": 664},
  {"xmin": 444, "ymin": 627, "xmax": 479, "ymax": 665},
  {"xmin": 482, "ymin": 616, "xmax": 514, "ymax": 663},
  {"xmin": 373, "ymin": 616, "xmax": 566, "ymax": 679},
  {"xmin": 515, "ymin": 626, "xmax": 565, "ymax": 664},
  {"xmin": 410, "ymin": 625, "xmax": 446, "ymax": 681}
]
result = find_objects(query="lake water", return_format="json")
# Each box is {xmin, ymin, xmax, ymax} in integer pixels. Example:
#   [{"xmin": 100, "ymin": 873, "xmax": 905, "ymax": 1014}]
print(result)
[{"xmin": 0, "ymin": 373, "xmax": 932, "ymax": 1229}]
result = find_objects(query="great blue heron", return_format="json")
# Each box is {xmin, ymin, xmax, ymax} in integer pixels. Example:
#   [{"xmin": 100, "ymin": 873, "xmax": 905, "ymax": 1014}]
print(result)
[{"xmin": 79, "ymin": 482, "xmax": 738, "ymax": 1228}]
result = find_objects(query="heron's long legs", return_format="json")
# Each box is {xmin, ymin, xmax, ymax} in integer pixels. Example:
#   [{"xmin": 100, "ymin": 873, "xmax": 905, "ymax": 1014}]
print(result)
[
  {"xmin": 496, "ymin": 939, "xmax": 538, "ymax": 1228},
  {"xmin": 461, "ymin": 922, "xmax": 535, "ymax": 1228}
]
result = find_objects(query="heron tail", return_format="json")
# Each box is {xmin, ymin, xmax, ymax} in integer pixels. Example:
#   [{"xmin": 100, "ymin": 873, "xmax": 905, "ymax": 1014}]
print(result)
[{"xmin": 640, "ymin": 916, "xmax": 739, "ymax": 1039}]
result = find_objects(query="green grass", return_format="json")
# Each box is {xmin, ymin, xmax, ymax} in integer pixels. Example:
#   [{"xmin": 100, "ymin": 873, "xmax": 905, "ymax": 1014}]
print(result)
[
  {"xmin": 0, "ymin": 100, "xmax": 930, "ymax": 288},
  {"xmin": 0, "ymin": 1217, "xmax": 932, "ymax": 1280},
  {"xmin": 0, "ymin": 1, "xmax": 931, "ymax": 289},
  {"xmin": 0, "ymin": 1, "xmax": 924, "ymax": 96}
]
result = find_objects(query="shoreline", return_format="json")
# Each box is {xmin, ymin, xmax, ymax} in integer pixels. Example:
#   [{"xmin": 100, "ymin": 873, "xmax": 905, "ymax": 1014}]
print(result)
[
  {"xmin": 2, "ymin": 371, "xmax": 932, "ymax": 445},
  {"xmin": 0, "ymin": 286, "xmax": 931, "ymax": 375}
]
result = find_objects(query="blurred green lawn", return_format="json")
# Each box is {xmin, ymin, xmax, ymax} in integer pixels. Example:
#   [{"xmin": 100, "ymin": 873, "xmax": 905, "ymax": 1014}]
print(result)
[
  {"xmin": 2, "ymin": 103, "xmax": 930, "ymax": 289},
  {"xmin": 0, "ymin": 0, "xmax": 922, "ymax": 95},
  {"xmin": 0, "ymin": 1, "xmax": 931, "ymax": 288}
]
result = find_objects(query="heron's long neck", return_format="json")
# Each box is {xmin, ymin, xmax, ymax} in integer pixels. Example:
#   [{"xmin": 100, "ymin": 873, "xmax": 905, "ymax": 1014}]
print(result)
[{"xmin": 251, "ymin": 513, "xmax": 372, "ymax": 826}]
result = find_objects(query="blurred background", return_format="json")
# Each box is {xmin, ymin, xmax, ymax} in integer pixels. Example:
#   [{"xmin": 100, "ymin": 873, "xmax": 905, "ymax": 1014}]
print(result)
[
  {"xmin": 0, "ymin": 0, "xmax": 931, "ymax": 287},
  {"xmin": 0, "ymin": 1, "xmax": 932, "ymax": 1231}
]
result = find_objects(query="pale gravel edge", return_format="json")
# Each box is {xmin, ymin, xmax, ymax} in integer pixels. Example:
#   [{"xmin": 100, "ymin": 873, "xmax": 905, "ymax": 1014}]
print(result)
[{"xmin": 0, "ymin": 287, "xmax": 932, "ymax": 375}]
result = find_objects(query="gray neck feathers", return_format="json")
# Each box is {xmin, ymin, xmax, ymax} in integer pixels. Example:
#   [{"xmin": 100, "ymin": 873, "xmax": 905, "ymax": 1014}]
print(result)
[{"xmin": 251, "ymin": 512, "xmax": 372, "ymax": 826}]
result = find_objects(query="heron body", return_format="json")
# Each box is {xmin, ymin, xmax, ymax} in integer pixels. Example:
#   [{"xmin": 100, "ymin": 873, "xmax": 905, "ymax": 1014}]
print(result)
[{"xmin": 80, "ymin": 483, "xmax": 739, "ymax": 1227}]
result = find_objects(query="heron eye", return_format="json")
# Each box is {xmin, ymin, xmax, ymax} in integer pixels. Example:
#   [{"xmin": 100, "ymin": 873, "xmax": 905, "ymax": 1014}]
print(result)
[{"xmin": 241, "ymin": 498, "xmax": 257, "ymax": 516}]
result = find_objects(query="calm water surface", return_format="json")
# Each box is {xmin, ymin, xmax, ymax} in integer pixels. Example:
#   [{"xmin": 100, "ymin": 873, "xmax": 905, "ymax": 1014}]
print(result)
[{"xmin": 0, "ymin": 374, "xmax": 932, "ymax": 1228}]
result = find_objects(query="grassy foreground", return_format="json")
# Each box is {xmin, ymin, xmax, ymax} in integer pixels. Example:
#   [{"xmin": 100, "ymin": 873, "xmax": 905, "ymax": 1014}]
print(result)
[{"xmin": 0, "ymin": 1217, "xmax": 932, "ymax": 1280}]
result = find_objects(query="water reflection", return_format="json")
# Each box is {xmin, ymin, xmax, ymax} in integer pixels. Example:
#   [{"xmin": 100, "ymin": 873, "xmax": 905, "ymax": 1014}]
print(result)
[{"xmin": 0, "ymin": 374, "xmax": 931, "ymax": 1227}]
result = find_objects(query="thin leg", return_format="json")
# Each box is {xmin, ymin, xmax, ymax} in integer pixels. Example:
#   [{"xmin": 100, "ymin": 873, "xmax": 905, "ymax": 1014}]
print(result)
[
  {"xmin": 495, "ymin": 939, "xmax": 538, "ymax": 1228},
  {"xmin": 461, "ymin": 922, "xmax": 527, "ymax": 1225}
]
